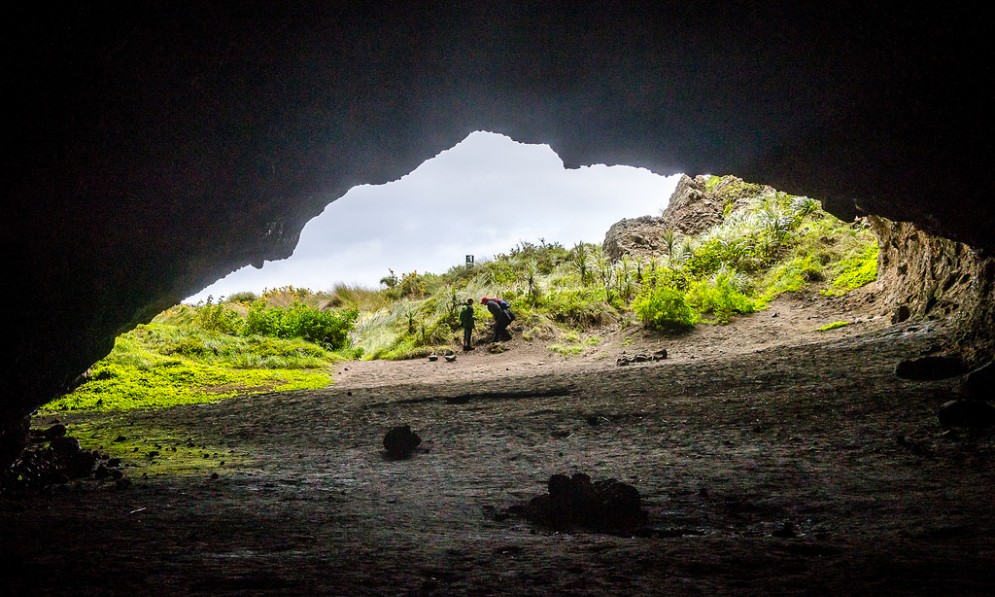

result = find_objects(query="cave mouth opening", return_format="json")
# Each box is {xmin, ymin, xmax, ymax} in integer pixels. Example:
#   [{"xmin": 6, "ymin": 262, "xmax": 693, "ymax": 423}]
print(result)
[
  {"xmin": 187, "ymin": 130, "xmax": 684, "ymax": 304},
  {"xmin": 36, "ymin": 135, "xmax": 886, "ymax": 423}
]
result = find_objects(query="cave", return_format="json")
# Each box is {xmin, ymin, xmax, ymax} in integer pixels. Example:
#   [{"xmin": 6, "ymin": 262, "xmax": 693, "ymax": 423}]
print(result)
[
  {"xmin": 3, "ymin": 3, "xmax": 994, "ymax": 594},
  {"xmin": 4, "ymin": 2, "xmax": 993, "ymax": 434}
]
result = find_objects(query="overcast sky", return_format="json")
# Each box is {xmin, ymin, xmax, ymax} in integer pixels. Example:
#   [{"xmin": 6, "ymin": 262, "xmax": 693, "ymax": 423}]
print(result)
[{"xmin": 186, "ymin": 131, "xmax": 681, "ymax": 303}]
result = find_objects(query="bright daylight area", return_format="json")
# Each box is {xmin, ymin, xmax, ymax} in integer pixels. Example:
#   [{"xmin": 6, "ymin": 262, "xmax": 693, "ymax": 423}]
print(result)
[{"xmin": 187, "ymin": 131, "xmax": 681, "ymax": 302}]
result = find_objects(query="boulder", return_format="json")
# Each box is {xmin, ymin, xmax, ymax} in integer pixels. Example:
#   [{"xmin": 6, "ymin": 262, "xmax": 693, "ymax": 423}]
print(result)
[
  {"xmin": 382, "ymin": 425, "xmax": 422, "ymax": 459},
  {"xmin": 894, "ymin": 356, "xmax": 968, "ymax": 381},
  {"xmin": 937, "ymin": 399, "xmax": 995, "ymax": 429},
  {"xmin": 602, "ymin": 216, "xmax": 666, "ymax": 261},
  {"xmin": 523, "ymin": 472, "xmax": 648, "ymax": 533},
  {"xmin": 961, "ymin": 360, "xmax": 995, "ymax": 400}
]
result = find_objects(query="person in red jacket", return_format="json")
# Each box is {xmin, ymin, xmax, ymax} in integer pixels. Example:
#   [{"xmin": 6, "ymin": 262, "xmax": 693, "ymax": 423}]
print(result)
[{"xmin": 481, "ymin": 297, "xmax": 513, "ymax": 342}]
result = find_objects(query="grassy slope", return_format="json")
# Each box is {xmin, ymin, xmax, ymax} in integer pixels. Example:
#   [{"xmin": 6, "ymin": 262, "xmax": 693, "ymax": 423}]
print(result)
[{"xmin": 48, "ymin": 175, "xmax": 878, "ymax": 414}]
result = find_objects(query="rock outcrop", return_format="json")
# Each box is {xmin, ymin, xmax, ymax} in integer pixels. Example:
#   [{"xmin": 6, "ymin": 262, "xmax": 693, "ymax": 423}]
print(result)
[
  {"xmin": 602, "ymin": 216, "xmax": 667, "ymax": 262},
  {"xmin": 661, "ymin": 175, "xmax": 769, "ymax": 235},
  {"xmin": 602, "ymin": 174, "xmax": 772, "ymax": 261},
  {"xmin": 870, "ymin": 217, "xmax": 995, "ymax": 360},
  {"xmin": 603, "ymin": 176, "xmax": 995, "ymax": 361}
]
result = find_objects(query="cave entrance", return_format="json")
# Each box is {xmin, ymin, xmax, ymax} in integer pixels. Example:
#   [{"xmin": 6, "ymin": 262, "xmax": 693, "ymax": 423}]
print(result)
[
  {"xmin": 186, "ymin": 131, "xmax": 682, "ymax": 304},
  {"xmin": 39, "ymin": 130, "xmax": 883, "ymax": 418}
]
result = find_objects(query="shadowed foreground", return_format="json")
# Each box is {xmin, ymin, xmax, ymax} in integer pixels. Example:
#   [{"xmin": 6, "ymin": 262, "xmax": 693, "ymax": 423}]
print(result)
[{"xmin": 3, "ymin": 314, "xmax": 994, "ymax": 595}]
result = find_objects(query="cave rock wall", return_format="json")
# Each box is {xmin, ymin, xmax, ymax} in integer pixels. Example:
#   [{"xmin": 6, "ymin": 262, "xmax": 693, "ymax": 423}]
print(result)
[{"xmin": 870, "ymin": 217, "xmax": 995, "ymax": 360}]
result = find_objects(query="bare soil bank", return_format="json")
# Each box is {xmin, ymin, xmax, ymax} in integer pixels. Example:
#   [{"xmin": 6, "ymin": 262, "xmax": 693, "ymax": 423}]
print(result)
[{"xmin": 3, "ymin": 292, "xmax": 994, "ymax": 596}]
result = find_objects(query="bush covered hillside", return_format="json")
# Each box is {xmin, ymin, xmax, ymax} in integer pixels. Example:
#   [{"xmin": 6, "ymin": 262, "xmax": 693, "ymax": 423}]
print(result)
[{"xmin": 48, "ymin": 175, "xmax": 878, "ymax": 413}]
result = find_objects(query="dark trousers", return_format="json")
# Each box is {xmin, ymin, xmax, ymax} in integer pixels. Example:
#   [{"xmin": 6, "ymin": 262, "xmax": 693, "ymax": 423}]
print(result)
[
  {"xmin": 463, "ymin": 327, "xmax": 473, "ymax": 347},
  {"xmin": 492, "ymin": 322, "xmax": 511, "ymax": 342}
]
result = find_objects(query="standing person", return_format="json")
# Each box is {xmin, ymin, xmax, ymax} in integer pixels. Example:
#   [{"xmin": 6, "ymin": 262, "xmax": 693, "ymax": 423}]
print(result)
[
  {"xmin": 481, "ymin": 297, "xmax": 513, "ymax": 342},
  {"xmin": 459, "ymin": 297, "xmax": 476, "ymax": 351}
]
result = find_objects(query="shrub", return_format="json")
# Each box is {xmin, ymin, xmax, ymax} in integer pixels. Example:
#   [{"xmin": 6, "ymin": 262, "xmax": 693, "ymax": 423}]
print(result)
[
  {"xmin": 506, "ymin": 238, "xmax": 569, "ymax": 274},
  {"xmin": 398, "ymin": 271, "xmax": 427, "ymax": 298},
  {"xmin": 226, "ymin": 291, "xmax": 259, "ymax": 303},
  {"xmin": 571, "ymin": 242, "xmax": 594, "ymax": 286},
  {"xmin": 244, "ymin": 301, "xmax": 357, "ymax": 350},
  {"xmin": 282, "ymin": 303, "xmax": 358, "ymax": 349},
  {"xmin": 633, "ymin": 286, "xmax": 697, "ymax": 332},
  {"xmin": 261, "ymin": 285, "xmax": 316, "ymax": 307},
  {"xmin": 542, "ymin": 287, "xmax": 617, "ymax": 328},
  {"xmin": 687, "ymin": 273, "xmax": 757, "ymax": 324},
  {"xmin": 197, "ymin": 301, "xmax": 243, "ymax": 334}
]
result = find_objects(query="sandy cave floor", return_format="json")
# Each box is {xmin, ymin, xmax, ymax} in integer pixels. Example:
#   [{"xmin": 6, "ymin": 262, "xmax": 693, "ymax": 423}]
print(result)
[{"xmin": 3, "ymin": 290, "xmax": 995, "ymax": 595}]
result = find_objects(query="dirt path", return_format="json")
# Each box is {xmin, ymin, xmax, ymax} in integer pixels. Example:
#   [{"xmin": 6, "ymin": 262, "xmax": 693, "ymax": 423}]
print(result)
[
  {"xmin": 4, "ymin": 292, "xmax": 994, "ymax": 596},
  {"xmin": 334, "ymin": 288, "xmax": 890, "ymax": 389}
]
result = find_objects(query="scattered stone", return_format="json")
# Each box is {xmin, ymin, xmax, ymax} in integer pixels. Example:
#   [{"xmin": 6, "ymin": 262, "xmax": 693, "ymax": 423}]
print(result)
[
  {"xmin": 514, "ymin": 473, "xmax": 648, "ymax": 534},
  {"xmin": 634, "ymin": 526, "xmax": 706, "ymax": 538},
  {"xmin": 616, "ymin": 349, "xmax": 667, "ymax": 366},
  {"xmin": 445, "ymin": 354, "xmax": 457, "ymax": 363},
  {"xmin": 894, "ymin": 355, "xmax": 968, "ymax": 380},
  {"xmin": 427, "ymin": 353, "xmax": 438, "ymax": 362},
  {"xmin": 961, "ymin": 360, "xmax": 995, "ymax": 399},
  {"xmin": 2, "ymin": 428, "xmax": 125, "ymax": 493},
  {"xmin": 382, "ymin": 425, "xmax": 422, "ymax": 459},
  {"xmin": 937, "ymin": 400, "xmax": 995, "ymax": 429},
  {"xmin": 39, "ymin": 424, "xmax": 67, "ymax": 441}
]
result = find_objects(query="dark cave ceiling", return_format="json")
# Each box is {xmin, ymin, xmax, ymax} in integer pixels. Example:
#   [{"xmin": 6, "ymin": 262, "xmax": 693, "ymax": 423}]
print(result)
[{"xmin": 1, "ymin": 2, "xmax": 991, "ymax": 420}]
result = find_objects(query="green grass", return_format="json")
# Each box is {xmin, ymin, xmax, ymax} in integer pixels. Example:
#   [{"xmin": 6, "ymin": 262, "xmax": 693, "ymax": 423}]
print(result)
[
  {"xmin": 818, "ymin": 321, "xmax": 851, "ymax": 332},
  {"xmin": 43, "ymin": 323, "xmax": 337, "ymax": 413},
  {"xmin": 686, "ymin": 272, "xmax": 758, "ymax": 323},
  {"xmin": 758, "ymin": 254, "xmax": 824, "ymax": 302},
  {"xmin": 547, "ymin": 331, "xmax": 602, "ymax": 355},
  {"xmin": 824, "ymin": 241, "xmax": 879, "ymax": 296}
]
